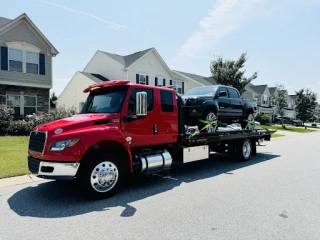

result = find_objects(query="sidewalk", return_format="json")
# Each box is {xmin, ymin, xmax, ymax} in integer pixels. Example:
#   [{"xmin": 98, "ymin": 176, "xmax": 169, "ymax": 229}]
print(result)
[{"xmin": 0, "ymin": 174, "xmax": 47, "ymax": 188}]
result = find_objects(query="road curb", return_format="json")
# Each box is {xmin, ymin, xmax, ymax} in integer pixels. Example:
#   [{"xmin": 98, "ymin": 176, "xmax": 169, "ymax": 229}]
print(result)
[{"xmin": 0, "ymin": 174, "xmax": 46, "ymax": 188}]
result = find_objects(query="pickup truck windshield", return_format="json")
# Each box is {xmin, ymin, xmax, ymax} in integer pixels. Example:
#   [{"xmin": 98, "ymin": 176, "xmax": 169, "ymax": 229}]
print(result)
[
  {"xmin": 184, "ymin": 86, "xmax": 218, "ymax": 96},
  {"xmin": 81, "ymin": 86, "xmax": 129, "ymax": 114}
]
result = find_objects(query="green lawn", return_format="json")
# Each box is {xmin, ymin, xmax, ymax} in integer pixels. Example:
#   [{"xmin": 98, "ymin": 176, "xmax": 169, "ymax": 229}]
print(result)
[
  {"xmin": 0, "ymin": 136, "xmax": 29, "ymax": 179},
  {"xmin": 272, "ymin": 133, "xmax": 285, "ymax": 138},
  {"xmin": 262, "ymin": 125, "xmax": 316, "ymax": 133}
]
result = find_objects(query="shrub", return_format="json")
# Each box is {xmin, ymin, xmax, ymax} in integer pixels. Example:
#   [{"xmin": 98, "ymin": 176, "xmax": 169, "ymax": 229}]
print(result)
[
  {"xmin": 255, "ymin": 113, "xmax": 270, "ymax": 124},
  {"xmin": 0, "ymin": 104, "xmax": 14, "ymax": 134},
  {"xmin": 7, "ymin": 120, "xmax": 33, "ymax": 136}
]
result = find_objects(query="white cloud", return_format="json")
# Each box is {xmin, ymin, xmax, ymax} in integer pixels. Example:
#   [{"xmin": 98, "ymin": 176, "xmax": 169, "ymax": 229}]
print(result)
[
  {"xmin": 36, "ymin": 0, "xmax": 128, "ymax": 30},
  {"xmin": 177, "ymin": 0, "xmax": 263, "ymax": 58}
]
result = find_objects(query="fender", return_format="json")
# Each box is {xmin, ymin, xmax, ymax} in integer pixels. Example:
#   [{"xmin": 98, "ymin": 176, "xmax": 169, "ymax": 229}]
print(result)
[
  {"xmin": 37, "ymin": 125, "xmax": 132, "ymax": 168},
  {"xmin": 198, "ymin": 100, "xmax": 219, "ymax": 116}
]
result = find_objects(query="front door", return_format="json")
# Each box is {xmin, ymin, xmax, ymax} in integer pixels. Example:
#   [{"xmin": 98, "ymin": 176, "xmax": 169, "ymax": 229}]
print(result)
[
  {"xmin": 215, "ymin": 86, "xmax": 231, "ymax": 117},
  {"xmin": 121, "ymin": 86, "xmax": 157, "ymax": 148}
]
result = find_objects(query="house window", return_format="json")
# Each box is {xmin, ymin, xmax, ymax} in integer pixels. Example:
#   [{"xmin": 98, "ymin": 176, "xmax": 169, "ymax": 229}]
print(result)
[
  {"xmin": 26, "ymin": 52, "xmax": 39, "ymax": 74},
  {"xmin": 171, "ymin": 80, "xmax": 183, "ymax": 94},
  {"xmin": 139, "ymin": 74, "xmax": 146, "ymax": 85},
  {"xmin": 24, "ymin": 96, "xmax": 37, "ymax": 116},
  {"xmin": 263, "ymin": 95, "xmax": 268, "ymax": 105},
  {"xmin": 8, "ymin": 49, "xmax": 23, "ymax": 72},
  {"xmin": 157, "ymin": 76, "xmax": 164, "ymax": 86},
  {"xmin": 7, "ymin": 94, "xmax": 21, "ymax": 118}
]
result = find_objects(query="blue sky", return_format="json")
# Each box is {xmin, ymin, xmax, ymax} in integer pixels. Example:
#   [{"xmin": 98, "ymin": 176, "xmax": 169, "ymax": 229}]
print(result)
[{"xmin": 1, "ymin": 0, "xmax": 320, "ymax": 98}]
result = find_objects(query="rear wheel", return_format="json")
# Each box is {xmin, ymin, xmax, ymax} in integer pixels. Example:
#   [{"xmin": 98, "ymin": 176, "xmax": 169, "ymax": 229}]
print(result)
[
  {"xmin": 235, "ymin": 138, "xmax": 252, "ymax": 162},
  {"xmin": 78, "ymin": 153, "xmax": 124, "ymax": 199}
]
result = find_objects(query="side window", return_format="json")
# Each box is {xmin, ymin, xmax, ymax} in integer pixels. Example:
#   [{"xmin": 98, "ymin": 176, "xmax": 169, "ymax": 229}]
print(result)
[
  {"xmin": 160, "ymin": 90, "xmax": 174, "ymax": 112},
  {"xmin": 217, "ymin": 87, "xmax": 228, "ymax": 97},
  {"xmin": 228, "ymin": 88, "xmax": 240, "ymax": 98},
  {"xmin": 128, "ymin": 88, "xmax": 154, "ymax": 115}
]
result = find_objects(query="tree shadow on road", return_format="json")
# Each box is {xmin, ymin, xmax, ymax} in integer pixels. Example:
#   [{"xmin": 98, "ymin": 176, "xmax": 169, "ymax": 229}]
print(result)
[{"xmin": 7, "ymin": 152, "xmax": 280, "ymax": 218}]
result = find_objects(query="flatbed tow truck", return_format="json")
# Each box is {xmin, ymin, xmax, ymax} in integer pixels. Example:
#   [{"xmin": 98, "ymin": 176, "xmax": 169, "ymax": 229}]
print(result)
[{"xmin": 27, "ymin": 80, "xmax": 275, "ymax": 199}]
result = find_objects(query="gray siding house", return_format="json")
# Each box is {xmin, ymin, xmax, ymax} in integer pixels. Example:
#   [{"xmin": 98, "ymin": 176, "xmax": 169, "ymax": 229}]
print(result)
[{"xmin": 0, "ymin": 13, "xmax": 58, "ymax": 119}]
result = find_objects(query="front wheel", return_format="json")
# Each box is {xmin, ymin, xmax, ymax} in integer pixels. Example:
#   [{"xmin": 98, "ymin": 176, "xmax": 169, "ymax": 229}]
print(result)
[
  {"xmin": 78, "ymin": 153, "xmax": 124, "ymax": 199},
  {"xmin": 201, "ymin": 110, "xmax": 218, "ymax": 133},
  {"xmin": 241, "ymin": 112, "xmax": 255, "ymax": 130}
]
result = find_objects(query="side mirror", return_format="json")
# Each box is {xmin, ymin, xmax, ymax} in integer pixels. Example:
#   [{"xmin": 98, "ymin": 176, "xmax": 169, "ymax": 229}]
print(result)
[
  {"xmin": 217, "ymin": 91, "xmax": 227, "ymax": 98},
  {"xmin": 136, "ymin": 91, "xmax": 147, "ymax": 116}
]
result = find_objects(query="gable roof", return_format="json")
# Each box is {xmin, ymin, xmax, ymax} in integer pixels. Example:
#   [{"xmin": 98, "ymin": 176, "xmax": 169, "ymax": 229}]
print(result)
[
  {"xmin": 249, "ymin": 84, "xmax": 268, "ymax": 95},
  {"xmin": 0, "ymin": 13, "xmax": 58, "ymax": 56},
  {"xmin": 269, "ymin": 87, "xmax": 277, "ymax": 95},
  {"xmin": 0, "ymin": 17, "xmax": 11, "ymax": 28},
  {"xmin": 173, "ymin": 70, "xmax": 216, "ymax": 86},
  {"xmin": 80, "ymin": 72, "xmax": 110, "ymax": 83},
  {"xmin": 289, "ymin": 94, "xmax": 297, "ymax": 99},
  {"xmin": 100, "ymin": 48, "xmax": 153, "ymax": 67}
]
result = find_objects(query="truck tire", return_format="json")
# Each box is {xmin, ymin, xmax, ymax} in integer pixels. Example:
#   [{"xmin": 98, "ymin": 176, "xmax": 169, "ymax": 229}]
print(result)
[
  {"xmin": 78, "ymin": 153, "xmax": 124, "ymax": 199},
  {"xmin": 235, "ymin": 138, "xmax": 252, "ymax": 162},
  {"xmin": 201, "ymin": 109, "xmax": 218, "ymax": 133},
  {"xmin": 241, "ymin": 111, "xmax": 255, "ymax": 130}
]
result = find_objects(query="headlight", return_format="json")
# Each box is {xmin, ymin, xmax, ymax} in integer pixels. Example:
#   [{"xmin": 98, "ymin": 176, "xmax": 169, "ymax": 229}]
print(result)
[{"xmin": 49, "ymin": 139, "xmax": 79, "ymax": 151}]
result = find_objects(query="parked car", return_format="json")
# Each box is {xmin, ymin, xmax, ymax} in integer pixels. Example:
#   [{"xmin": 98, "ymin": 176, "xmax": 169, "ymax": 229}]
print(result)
[
  {"xmin": 181, "ymin": 85, "xmax": 257, "ymax": 132},
  {"xmin": 274, "ymin": 116, "xmax": 303, "ymax": 126}
]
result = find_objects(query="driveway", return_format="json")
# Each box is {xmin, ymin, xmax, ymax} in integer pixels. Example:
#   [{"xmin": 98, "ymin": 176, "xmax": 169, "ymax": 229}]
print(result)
[{"xmin": 0, "ymin": 131, "xmax": 319, "ymax": 240}]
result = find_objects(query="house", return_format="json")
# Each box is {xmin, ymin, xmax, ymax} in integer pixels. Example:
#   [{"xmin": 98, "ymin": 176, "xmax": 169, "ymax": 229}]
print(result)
[
  {"xmin": 242, "ymin": 84, "xmax": 275, "ymax": 121},
  {"xmin": 0, "ymin": 13, "xmax": 58, "ymax": 119},
  {"xmin": 57, "ymin": 47, "xmax": 207, "ymax": 112}
]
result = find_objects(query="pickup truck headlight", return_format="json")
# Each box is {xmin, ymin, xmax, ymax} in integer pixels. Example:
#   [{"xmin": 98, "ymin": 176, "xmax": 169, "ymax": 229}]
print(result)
[{"xmin": 50, "ymin": 139, "xmax": 79, "ymax": 151}]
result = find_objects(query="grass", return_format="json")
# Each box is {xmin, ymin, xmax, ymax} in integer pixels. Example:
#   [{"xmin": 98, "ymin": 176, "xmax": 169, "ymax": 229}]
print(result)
[
  {"xmin": 272, "ymin": 133, "xmax": 285, "ymax": 138},
  {"xmin": 0, "ymin": 136, "xmax": 29, "ymax": 179},
  {"xmin": 261, "ymin": 125, "xmax": 316, "ymax": 133}
]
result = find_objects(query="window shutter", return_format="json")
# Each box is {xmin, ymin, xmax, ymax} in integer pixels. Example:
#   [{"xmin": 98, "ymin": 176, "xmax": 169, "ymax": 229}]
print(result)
[
  {"xmin": 170, "ymin": 80, "xmax": 172, "ymax": 86},
  {"xmin": 155, "ymin": 77, "xmax": 158, "ymax": 86},
  {"xmin": 163, "ymin": 78, "xmax": 166, "ymax": 86},
  {"xmin": 146, "ymin": 75, "xmax": 149, "ymax": 85},
  {"xmin": 39, "ymin": 53, "xmax": 45, "ymax": 75},
  {"xmin": 136, "ymin": 74, "xmax": 139, "ymax": 84},
  {"xmin": 182, "ymin": 82, "xmax": 185, "ymax": 94},
  {"xmin": 1, "ymin": 46, "xmax": 8, "ymax": 71}
]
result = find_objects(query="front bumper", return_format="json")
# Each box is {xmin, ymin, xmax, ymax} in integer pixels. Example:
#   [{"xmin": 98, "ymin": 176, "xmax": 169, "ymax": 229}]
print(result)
[{"xmin": 27, "ymin": 156, "xmax": 80, "ymax": 180}]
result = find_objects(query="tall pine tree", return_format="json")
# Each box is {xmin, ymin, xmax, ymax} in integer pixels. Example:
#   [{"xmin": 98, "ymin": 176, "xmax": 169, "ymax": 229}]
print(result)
[{"xmin": 295, "ymin": 89, "xmax": 317, "ymax": 123}]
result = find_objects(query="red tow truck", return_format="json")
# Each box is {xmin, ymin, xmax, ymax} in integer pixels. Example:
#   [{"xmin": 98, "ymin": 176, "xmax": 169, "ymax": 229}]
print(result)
[{"xmin": 27, "ymin": 80, "xmax": 275, "ymax": 199}]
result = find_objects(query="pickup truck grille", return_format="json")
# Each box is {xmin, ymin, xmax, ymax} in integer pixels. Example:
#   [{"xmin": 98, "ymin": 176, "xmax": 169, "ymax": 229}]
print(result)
[
  {"xmin": 28, "ymin": 131, "xmax": 47, "ymax": 153},
  {"xmin": 28, "ymin": 156, "xmax": 41, "ymax": 174}
]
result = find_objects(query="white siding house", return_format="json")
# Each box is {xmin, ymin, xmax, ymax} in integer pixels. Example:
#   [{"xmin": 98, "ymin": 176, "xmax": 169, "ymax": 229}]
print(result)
[{"xmin": 56, "ymin": 47, "xmax": 209, "ymax": 111}]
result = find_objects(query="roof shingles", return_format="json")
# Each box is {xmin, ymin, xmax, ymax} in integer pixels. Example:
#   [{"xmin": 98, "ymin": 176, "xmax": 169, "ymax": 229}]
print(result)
[{"xmin": 0, "ymin": 17, "xmax": 11, "ymax": 28}]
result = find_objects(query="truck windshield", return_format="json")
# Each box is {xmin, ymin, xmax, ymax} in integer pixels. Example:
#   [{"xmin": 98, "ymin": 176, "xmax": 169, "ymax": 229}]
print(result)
[
  {"xmin": 81, "ymin": 86, "xmax": 129, "ymax": 114},
  {"xmin": 184, "ymin": 86, "xmax": 218, "ymax": 96}
]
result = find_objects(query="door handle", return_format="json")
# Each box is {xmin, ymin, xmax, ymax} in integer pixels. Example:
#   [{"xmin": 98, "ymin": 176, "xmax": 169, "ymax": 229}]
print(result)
[{"xmin": 153, "ymin": 124, "xmax": 158, "ymax": 135}]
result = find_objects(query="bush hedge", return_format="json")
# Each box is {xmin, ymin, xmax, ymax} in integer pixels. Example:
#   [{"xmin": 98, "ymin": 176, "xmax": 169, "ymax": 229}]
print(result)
[
  {"xmin": 0, "ymin": 105, "xmax": 77, "ymax": 136},
  {"xmin": 255, "ymin": 113, "xmax": 270, "ymax": 125}
]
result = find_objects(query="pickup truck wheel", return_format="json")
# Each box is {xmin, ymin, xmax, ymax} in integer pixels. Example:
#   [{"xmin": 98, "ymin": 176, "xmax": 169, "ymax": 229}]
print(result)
[
  {"xmin": 202, "ymin": 110, "xmax": 218, "ymax": 133},
  {"xmin": 241, "ymin": 112, "xmax": 255, "ymax": 130},
  {"xmin": 235, "ymin": 138, "xmax": 252, "ymax": 162},
  {"xmin": 78, "ymin": 153, "xmax": 124, "ymax": 199}
]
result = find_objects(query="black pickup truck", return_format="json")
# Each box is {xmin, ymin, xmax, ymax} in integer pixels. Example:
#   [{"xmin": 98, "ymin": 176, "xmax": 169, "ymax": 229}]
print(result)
[{"xmin": 181, "ymin": 85, "xmax": 257, "ymax": 132}]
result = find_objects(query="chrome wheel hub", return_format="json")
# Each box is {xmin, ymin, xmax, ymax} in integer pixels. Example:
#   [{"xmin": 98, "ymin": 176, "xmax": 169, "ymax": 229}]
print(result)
[
  {"xmin": 90, "ymin": 161, "xmax": 118, "ymax": 193},
  {"xmin": 243, "ymin": 141, "xmax": 251, "ymax": 158},
  {"xmin": 247, "ymin": 114, "xmax": 255, "ymax": 130},
  {"xmin": 206, "ymin": 112, "xmax": 217, "ymax": 133}
]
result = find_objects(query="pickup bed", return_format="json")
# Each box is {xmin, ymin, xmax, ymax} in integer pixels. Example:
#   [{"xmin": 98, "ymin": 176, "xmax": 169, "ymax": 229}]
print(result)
[{"xmin": 181, "ymin": 85, "xmax": 257, "ymax": 132}]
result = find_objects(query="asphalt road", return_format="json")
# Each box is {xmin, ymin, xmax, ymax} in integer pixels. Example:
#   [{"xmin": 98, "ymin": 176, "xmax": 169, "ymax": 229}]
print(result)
[{"xmin": 1, "ymin": 132, "xmax": 320, "ymax": 240}]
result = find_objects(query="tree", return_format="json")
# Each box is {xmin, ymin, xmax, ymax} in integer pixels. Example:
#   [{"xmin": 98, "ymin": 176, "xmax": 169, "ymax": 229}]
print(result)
[
  {"xmin": 50, "ymin": 91, "xmax": 58, "ymax": 102},
  {"xmin": 210, "ymin": 52, "xmax": 258, "ymax": 95},
  {"xmin": 273, "ymin": 84, "xmax": 288, "ymax": 127},
  {"xmin": 295, "ymin": 89, "xmax": 317, "ymax": 124},
  {"xmin": 315, "ymin": 104, "xmax": 320, "ymax": 121}
]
